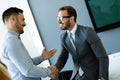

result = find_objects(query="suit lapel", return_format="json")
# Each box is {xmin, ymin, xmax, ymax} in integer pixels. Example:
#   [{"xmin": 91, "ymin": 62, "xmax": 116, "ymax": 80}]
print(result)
[
  {"xmin": 74, "ymin": 25, "xmax": 84, "ymax": 53},
  {"xmin": 66, "ymin": 35, "xmax": 76, "ymax": 52},
  {"xmin": 75, "ymin": 25, "xmax": 79, "ymax": 48},
  {"xmin": 62, "ymin": 25, "xmax": 84, "ymax": 54}
]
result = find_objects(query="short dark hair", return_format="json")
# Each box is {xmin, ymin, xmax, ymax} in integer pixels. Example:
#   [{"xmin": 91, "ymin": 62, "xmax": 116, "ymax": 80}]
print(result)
[
  {"xmin": 58, "ymin": 6, "xmax": 77, "ymax": 22},
  {"xmin": 2, "ymin": 7, "xmax": 23, "ymax": 23}
]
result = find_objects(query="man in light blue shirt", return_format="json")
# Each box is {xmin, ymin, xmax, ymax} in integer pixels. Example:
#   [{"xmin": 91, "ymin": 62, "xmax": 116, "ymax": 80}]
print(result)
[{"xmin": 0, "ymin": 7, "xmax": 58, "ymax": 80}]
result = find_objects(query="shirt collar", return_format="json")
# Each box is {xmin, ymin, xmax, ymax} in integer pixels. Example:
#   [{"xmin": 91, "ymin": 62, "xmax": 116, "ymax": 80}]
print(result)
[
  {"xmin": 67, "ymin": 23, "xmax": 77, "ymax": 35},
  {"xmin": 6, "ymin": 29, "xmax": 20, "ymax": 38}
]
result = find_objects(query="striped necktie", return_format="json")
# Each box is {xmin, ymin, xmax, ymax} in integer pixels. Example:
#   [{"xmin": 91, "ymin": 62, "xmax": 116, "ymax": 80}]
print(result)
[{"xmin": 69, "ymin": 32, "xmax": 76, "ymax": 51}]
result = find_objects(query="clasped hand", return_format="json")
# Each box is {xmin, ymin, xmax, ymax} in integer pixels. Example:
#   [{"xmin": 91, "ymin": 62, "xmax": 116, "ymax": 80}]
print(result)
[
  {"xmin": 42, "ymin": 48, "xmax": 58, "ymax": 78},
  {"xmin": 48, "ymin": 66, "xmax": 58, "ymax": 79}
]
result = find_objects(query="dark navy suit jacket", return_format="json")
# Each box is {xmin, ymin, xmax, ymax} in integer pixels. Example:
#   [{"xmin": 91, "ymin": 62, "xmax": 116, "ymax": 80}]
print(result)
[{"xmin": 55, "ymin": 25, "xmax": 109, "ymax": 80}]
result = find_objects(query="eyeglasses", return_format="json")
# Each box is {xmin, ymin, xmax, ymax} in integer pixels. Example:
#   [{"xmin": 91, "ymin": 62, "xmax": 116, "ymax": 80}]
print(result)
[{"xmin": 57, "ymin": 16, "xmax": 71, "ymax": 21}]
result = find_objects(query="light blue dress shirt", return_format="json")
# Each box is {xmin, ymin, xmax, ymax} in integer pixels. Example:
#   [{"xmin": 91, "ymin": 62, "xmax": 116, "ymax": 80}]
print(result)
[{"xmin": 0, "ymin": 29, "xmax": 51, "ymax": 80}]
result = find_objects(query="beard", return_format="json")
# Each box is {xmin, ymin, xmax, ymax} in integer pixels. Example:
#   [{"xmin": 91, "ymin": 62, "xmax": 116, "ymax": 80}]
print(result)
[
  {"xmin": 15, "ymin": 19, "xmax": 24, "ymax": 34},
  {"xmin": 15, "ymin": 23, "xmax": 24, "ymax": 34},
  {"xmin": 60, "ymin": 21, "xmax": 71, "ymax": 30},
  {"xmin": 16, "ymin": 26, "xmax": 24, "ymax": 34}
]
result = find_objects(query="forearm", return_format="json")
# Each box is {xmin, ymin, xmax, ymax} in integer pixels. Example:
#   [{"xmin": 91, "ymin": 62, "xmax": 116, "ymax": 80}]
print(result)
[
  {"xmin": 32, "ymin": 56, "xmax": 44, "ymax": 65},
  {"xmin": 25, "ymin": 66, "xmax": 51, "ymax": 78},
  {"xmin": 55, "ymin": 52, "xmax": 68, "ymax": 71}
]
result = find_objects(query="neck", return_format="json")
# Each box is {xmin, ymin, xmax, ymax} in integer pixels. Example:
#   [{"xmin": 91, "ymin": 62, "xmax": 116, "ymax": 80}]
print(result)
[
  {"xmin": 7, "ymin": 25, "xmax": 19, "ymax": 34},
  {"xmin": 68, "ymin": 22, "xmax": 76, "ymax": 31}
]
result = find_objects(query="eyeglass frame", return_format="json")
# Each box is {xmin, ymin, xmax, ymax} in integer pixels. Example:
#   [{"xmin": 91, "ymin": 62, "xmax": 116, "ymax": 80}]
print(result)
[{"xmin": 57, "ymin": 16, "xmax": 71, "ymax": 21}]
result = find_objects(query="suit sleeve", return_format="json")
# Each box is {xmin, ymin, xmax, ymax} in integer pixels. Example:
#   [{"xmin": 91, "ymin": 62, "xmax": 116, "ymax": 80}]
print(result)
[
  {"xmin": 55, "ymin": 35, "xmax": 69, "ymax": 71},
  {"xmin": 86, "ymin": 28, "xmax": 109, "ymax": 80}
]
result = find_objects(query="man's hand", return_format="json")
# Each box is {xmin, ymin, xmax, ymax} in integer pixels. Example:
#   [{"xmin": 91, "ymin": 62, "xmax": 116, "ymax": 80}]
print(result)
[
  {"xmin": 42, "ymin": 48, "xmax": 56, "ymax": 60},
  {"xmin": 48, "ymin": 66, "xmax": 58, "ymax": 79}
]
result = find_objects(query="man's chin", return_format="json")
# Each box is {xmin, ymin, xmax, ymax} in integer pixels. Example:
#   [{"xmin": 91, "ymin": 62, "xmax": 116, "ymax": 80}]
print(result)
[
  {"xmin": 19, "ymin": 30, "xmax": 24, "ymax": 34},
  {"xmin": 60, "ymin": 26, "xmax": 64, "ymax": 30},
  {"xmin": 60, "ymin": 27, "xmax": 66, "ymax": 30}
]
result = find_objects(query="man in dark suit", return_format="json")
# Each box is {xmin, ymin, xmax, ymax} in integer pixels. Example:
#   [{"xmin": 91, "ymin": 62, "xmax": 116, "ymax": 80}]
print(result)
[{"xmin": 55, "ymin": 6, "xmax": 109, "ymax": 80}]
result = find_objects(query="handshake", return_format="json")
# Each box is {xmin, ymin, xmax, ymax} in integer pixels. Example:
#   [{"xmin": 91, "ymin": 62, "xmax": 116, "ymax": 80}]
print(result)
[{"xmin": 48, "ymin": 66, "xmax": 59, "ymax": 79}]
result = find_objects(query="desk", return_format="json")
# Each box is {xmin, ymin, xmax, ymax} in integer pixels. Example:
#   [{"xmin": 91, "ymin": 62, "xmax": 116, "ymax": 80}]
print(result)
[{"xmin": 109, "ymin": 52, "xmax": 120, "ymax": 80}]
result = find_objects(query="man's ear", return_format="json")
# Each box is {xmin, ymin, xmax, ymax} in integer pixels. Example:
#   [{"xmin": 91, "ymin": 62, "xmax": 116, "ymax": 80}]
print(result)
[
  {"xmin": 10, "ymin": 15, "xmax": 16, "ymax": 22},
  {"xmin": 70, "ymin": 16, "xmax": 75, "ymax": 22}
]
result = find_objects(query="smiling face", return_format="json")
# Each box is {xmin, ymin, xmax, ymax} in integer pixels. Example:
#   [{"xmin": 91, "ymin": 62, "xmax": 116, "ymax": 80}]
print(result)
[
  {"xmin": 57, "ymin": 10, "xmax": 71, "ymax": 30},
  {"xmin": 14, "ymin": 13, "xmax": 26, "ymax": 34},
  {"xmin": 2, "ymin": 7, "xmax": 26, "ymax": 34},
  {"xmin": 10, "ymin": 12, "xmax": 26, "ymax": 34},
  {"xmin": 57, "ymin": 10, "xmax": 76, "ymax": 31}
]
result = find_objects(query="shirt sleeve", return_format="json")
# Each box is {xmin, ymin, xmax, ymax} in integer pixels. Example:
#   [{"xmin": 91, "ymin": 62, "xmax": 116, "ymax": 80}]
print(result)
[
  {"xmin": 32, "ymin": 56, "xmax": 44, "ymax": 65},
  {"xmin": 6, "ymin": 38, "xmax": 51, "ymax": 78}
]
